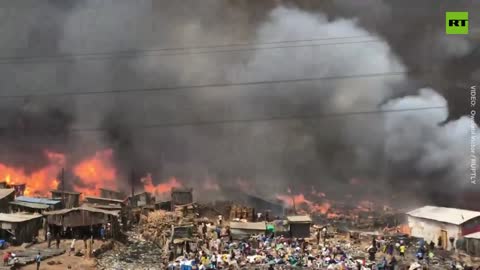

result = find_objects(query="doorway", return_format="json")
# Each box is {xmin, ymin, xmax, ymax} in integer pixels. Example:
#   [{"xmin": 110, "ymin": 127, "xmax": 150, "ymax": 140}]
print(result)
[{"xmin": 440, "ymin": 230, "xmax": 448, "ymax": 249}]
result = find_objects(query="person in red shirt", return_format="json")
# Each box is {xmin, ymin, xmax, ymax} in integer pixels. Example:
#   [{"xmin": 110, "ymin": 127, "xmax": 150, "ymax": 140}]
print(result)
[{"xmin": 3, "ymin": 252, "xmax": 11, "ymax": 266}]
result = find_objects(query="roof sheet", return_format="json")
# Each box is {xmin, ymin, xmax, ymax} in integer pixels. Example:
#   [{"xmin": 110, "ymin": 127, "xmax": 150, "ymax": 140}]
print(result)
[
  {"xmin": 286, "ymin": 215, "xmax": 312, "ymax": 223},
  {"xmin": 9, "ymin": 201, "xmax": 50, "ymax": 210},
  {"xmin": 84, "ymin": 196, "xmax": 125, "ymax": 203},
  {"xmin": 15, "ymin": 196, "xmax": 60, "ymax": 205},
  {"xmin": 229, "ymin": 222, "xmax": 266, "ymax": 231},
  {"xmin": 464, "ymin": 232, "xmax": 480, "ymax": 239},
  {"xmin": 407, "ymin": 206, "xmax": 480, "ymax": 225},
  {"xmin": 0, "ymin": 213, "xmax": 42, "ymax": 223},
  {"xmin": 0, "ymin": 189, "xmax": 15, "ymax": 200},
  {"xmin": 51, "ymin": 190, "xmax": 81, "ymax": 195},
  {"xmin": 44, "ymin": 204, "xmax": 119, "ymax": 216},
  {"xmin": 83, "ymin": 203, "xmax": 123, "ymax": 210}
]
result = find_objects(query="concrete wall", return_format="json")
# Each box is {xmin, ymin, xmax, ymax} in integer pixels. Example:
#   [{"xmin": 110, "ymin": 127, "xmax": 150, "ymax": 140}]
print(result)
[{"xmin": 407, "ymin": 216, "xmax": 461, "ymax": 250}]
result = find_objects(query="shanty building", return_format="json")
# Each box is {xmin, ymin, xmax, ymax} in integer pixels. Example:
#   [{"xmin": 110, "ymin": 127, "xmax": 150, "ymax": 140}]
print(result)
[
  {"xmin": 129, "ymin": 191, "xmax": 153, "ymax": 208},
  {"xmin": 0, "ymin": 213, "xmax": 43, "ymax": 244},
  {"xmin": 9, "ymin": 196, "xmax": 61, "ymax": 213},
  {"xmin": 287, "ymin": 215, "xmax": 312, "ymax": 238},
  {"xmin": 407, "ymin": 206, "xmax": 480, "ymax": 250},
  {"xmin": 84, "ymin": 196, "xmax": 125, "ymax": 211},
  {"xmin": 51, "ymin": 190, "xmax": 81, "ymax": 209},
  {"xmin": 463, "ymin": 232, "xmax": 480, "ymax": 257},
  {"xmin": 45, "ymin": 205, "xmax": 120, "ymax": 239},
  {"xmin": 99, "ymin": 188, "xmax": 126, "ymax": 200},
  {"xmin": 171, "ymin": 188, "xmax": 193, "ymax": 207},
  {"xmin": 0, "ymin": 189, "xmax": 15, "ymax": 213},
  {"xmin": 229, "ymin": 222, "xmax": 266, "ymax": 240}
]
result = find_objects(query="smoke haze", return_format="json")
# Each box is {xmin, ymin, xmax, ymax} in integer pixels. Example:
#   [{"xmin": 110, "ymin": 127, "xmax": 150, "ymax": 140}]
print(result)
[{"xmin": 0, "ymin": 0, "xmax": 478, "ymax": 207}]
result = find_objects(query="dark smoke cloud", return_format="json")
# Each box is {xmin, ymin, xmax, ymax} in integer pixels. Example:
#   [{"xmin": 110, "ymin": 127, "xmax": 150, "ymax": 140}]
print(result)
[{"xmin": 0, "ymin": 0, "xmax": 478, "ymax": 209}]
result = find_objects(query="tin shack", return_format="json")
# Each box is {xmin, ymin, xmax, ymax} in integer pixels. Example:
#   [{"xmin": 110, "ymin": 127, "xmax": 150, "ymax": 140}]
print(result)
[
  {"xmin": 51, "ymin": 190, "xmax": 81, "ymax": 209},
  {"xmin": 0, "ymin": 189, "xmax": 15, "ymax": 213},
  {"xmin": 287, "ymin": 215, "xmax": 312, "ymax": 238},
  {"xmin": 0, "ymin": 213, "xmax": 43, "ymax": 244},
  {"xmin": 99, "ymin": 188, "xmax": 126, "ymax": 200},
  {"xmin": 171, "ymin": 188, "xmax": 193, "ymax": 207},
  {"xmin": 45, "ymin": 205, "xmax": 120, "ymax": 239}
]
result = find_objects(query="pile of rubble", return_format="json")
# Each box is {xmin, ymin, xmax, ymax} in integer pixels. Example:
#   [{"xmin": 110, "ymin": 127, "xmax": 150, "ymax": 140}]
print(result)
[
  {"xmin": 138, "ymin": 210, "xmax": 191, "ymax": 248},
  {"xmin": 97, "ymin": 230, "xmax": 166, "ymax": 270}
]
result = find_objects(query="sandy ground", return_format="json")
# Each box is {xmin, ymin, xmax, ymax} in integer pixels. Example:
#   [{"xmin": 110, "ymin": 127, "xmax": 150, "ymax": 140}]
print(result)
[{"xmin": 2, "ymin": 239, "xmax": 104, "ymax": 270}]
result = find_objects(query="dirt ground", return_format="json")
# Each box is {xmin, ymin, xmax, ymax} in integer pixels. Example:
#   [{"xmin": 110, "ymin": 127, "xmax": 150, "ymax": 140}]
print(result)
[{"xmin": 2, "ymin": 239, "xmax": 104, "ymax": 270}]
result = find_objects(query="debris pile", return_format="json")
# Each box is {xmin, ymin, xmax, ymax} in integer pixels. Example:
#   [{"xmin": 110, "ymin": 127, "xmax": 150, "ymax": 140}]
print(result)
[{"xmin": 138, "ymin": 210, "xmax": 192, "ymax": 248}]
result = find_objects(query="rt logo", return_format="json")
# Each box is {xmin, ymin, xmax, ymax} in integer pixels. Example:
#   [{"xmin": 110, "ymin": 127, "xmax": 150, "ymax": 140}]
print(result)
[{"xmin": 446, "ymin": 12, "xmax": 469, "ymax": 34}]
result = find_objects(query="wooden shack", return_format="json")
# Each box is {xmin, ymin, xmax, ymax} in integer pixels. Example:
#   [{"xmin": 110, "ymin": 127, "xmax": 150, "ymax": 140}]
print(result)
[
  {"xmin": 51, "ymin": 190, "xmax": 81, "ymax": 209},
  {"xmin": 84, "ymin": 196, "xmax": 125, "ymax": 209},
  {"xmin": 0, "ymin": 189, "xmax": 15, "ymax": 213},
  {"xmin": 45, "ymin": 205, "xmax": 120, "ymax": 239},
  {"xmin": 0, "ymin": 213, "xmax": 43, "ymax": 244},
  {"xmin": 171, "ymin": 188, "xmax": 193, "ymax": 207},
  {"xmin": 99, "ymin": 188, "xmax": 126, "ymax": 200},
  {"xmin": 287, "ymin": 215, "xmax": 312, "ymax": 238},
  {"xmin": 9, "ymin": 196, "xmax": 61, "ymax": 213},
  {"xmin": 129, "ymin": 192, "xmax": 153, "ymax": 207}
]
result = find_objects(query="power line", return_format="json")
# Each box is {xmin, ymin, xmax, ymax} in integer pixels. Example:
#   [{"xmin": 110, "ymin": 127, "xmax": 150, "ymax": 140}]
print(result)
[
  {"xmin": 0, "ymin": 35, "xmax": 376, "ymax": 64},
  {"xmin": 60, "ymin": 105, "xmax": 445, "ymax": 133},
  {"xmin": 0, "ymin": 70, "xmax": 408, "ymax": 99}
]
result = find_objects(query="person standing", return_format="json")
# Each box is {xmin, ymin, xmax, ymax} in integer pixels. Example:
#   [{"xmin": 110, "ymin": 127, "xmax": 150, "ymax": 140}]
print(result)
[
  {"xmin": 100, "ymin": 226, "xmax": 106, "ymax": 241},
  {"xmin": 399, "ymin": 244, "xmax": 406, "ymax": 258},
  {"xmin": 35, "ymin": 252, "xmax": 42, "ymax": 270},
  {"xmin": 68, "ymin": 239, "xmax": 76, "ymax": 256},
  {"xmin": 46, "ymin": 230, "xmax": 52, "ymax": 248}
]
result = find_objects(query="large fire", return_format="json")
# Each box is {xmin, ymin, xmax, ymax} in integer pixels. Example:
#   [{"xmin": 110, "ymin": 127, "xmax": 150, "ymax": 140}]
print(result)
[
  {"xmin": 73, "ymin": 149, "xmax": 117, "ymax": 196},
  {"xmin": 0, "ymin": 148, "xmax": 185, "ymax": 198},
  {"xmin": 0, "ymin": 151, "xmax": 64, "ymax": 196}
]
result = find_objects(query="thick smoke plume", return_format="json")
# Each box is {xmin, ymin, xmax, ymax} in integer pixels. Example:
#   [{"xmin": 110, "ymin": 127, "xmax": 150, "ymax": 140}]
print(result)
[{"xmin": 0, "ymin": 0, "xmax": 478, "ymax": 208}]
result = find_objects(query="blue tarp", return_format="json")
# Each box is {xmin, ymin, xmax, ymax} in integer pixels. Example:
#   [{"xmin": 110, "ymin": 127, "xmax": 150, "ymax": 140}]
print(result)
[{"xmin": 15, "ymin": 196, "xmax": 60, "ymax": 205}]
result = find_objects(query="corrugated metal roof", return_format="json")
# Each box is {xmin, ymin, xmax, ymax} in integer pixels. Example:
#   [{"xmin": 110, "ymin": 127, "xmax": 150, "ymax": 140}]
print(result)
[
  {"xmin": 407, "ymin": 206, "xmax": 480, "ymax": 225},
  {"xmin": 0, "ymin": 189, "xmax": 15, "ymax": 200},
  {"xmin": 0, "ymin": 213, "xmax": 42, "ymax": 223},
  {"xmin": 83, "ymin": 203, "xmax": 122, "ymax": 210},
  {"xmin": 229, "ymin": 222, "xmax": 266, "ymax": 231},
  {"xmin": 9, "ymin": 201, "xmax": 50, "ymax": 210},
  {"xmin": 15, "ymin": 196, "xmax": 60, "ymax": 205},
  {"xmin": 286, "ymin": 215, "xmax": 312, "ymax": 223},
  {"xmin": 44, "ymin": 204, "xmax": 119, "ymax": 216},
  {"xmin": 84, "ymin": 196, "xmax": 125, "ymax": 203},
  {"xmin": 51, "ymin": 190, "xmax": 81, "ymax": 195},
  {"xmin": 464, "ymin": 232, "xmax": 480, "ymax": 239}
]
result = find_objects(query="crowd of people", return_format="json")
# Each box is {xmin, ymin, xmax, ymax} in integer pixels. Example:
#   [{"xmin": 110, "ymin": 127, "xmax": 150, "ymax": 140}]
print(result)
[{"xmin": 164, "ymin": 222, "xmax": 454, "ymax": 270}]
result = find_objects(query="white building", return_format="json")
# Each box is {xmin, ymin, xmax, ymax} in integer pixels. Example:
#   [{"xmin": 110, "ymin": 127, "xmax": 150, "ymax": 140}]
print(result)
[{"xmin": 407, "ymin": 206, "xmax": 480, "ymax": 250}]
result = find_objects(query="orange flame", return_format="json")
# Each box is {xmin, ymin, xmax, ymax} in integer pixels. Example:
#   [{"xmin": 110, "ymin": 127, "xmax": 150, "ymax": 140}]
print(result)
[
  {"xmin": 0, "ymin": 151, "xmax": 65, "ymax": 196},
  {"xmin": 276, "ymin": 193, "xmax": 331, "ymax": 214},
  {"xmin": 73, "ymin": 149, "xmax": 116, "ymax": 196},
  {"xmin": 142, "ymin": 174, "xmax": 182, "ymax": 196}
]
